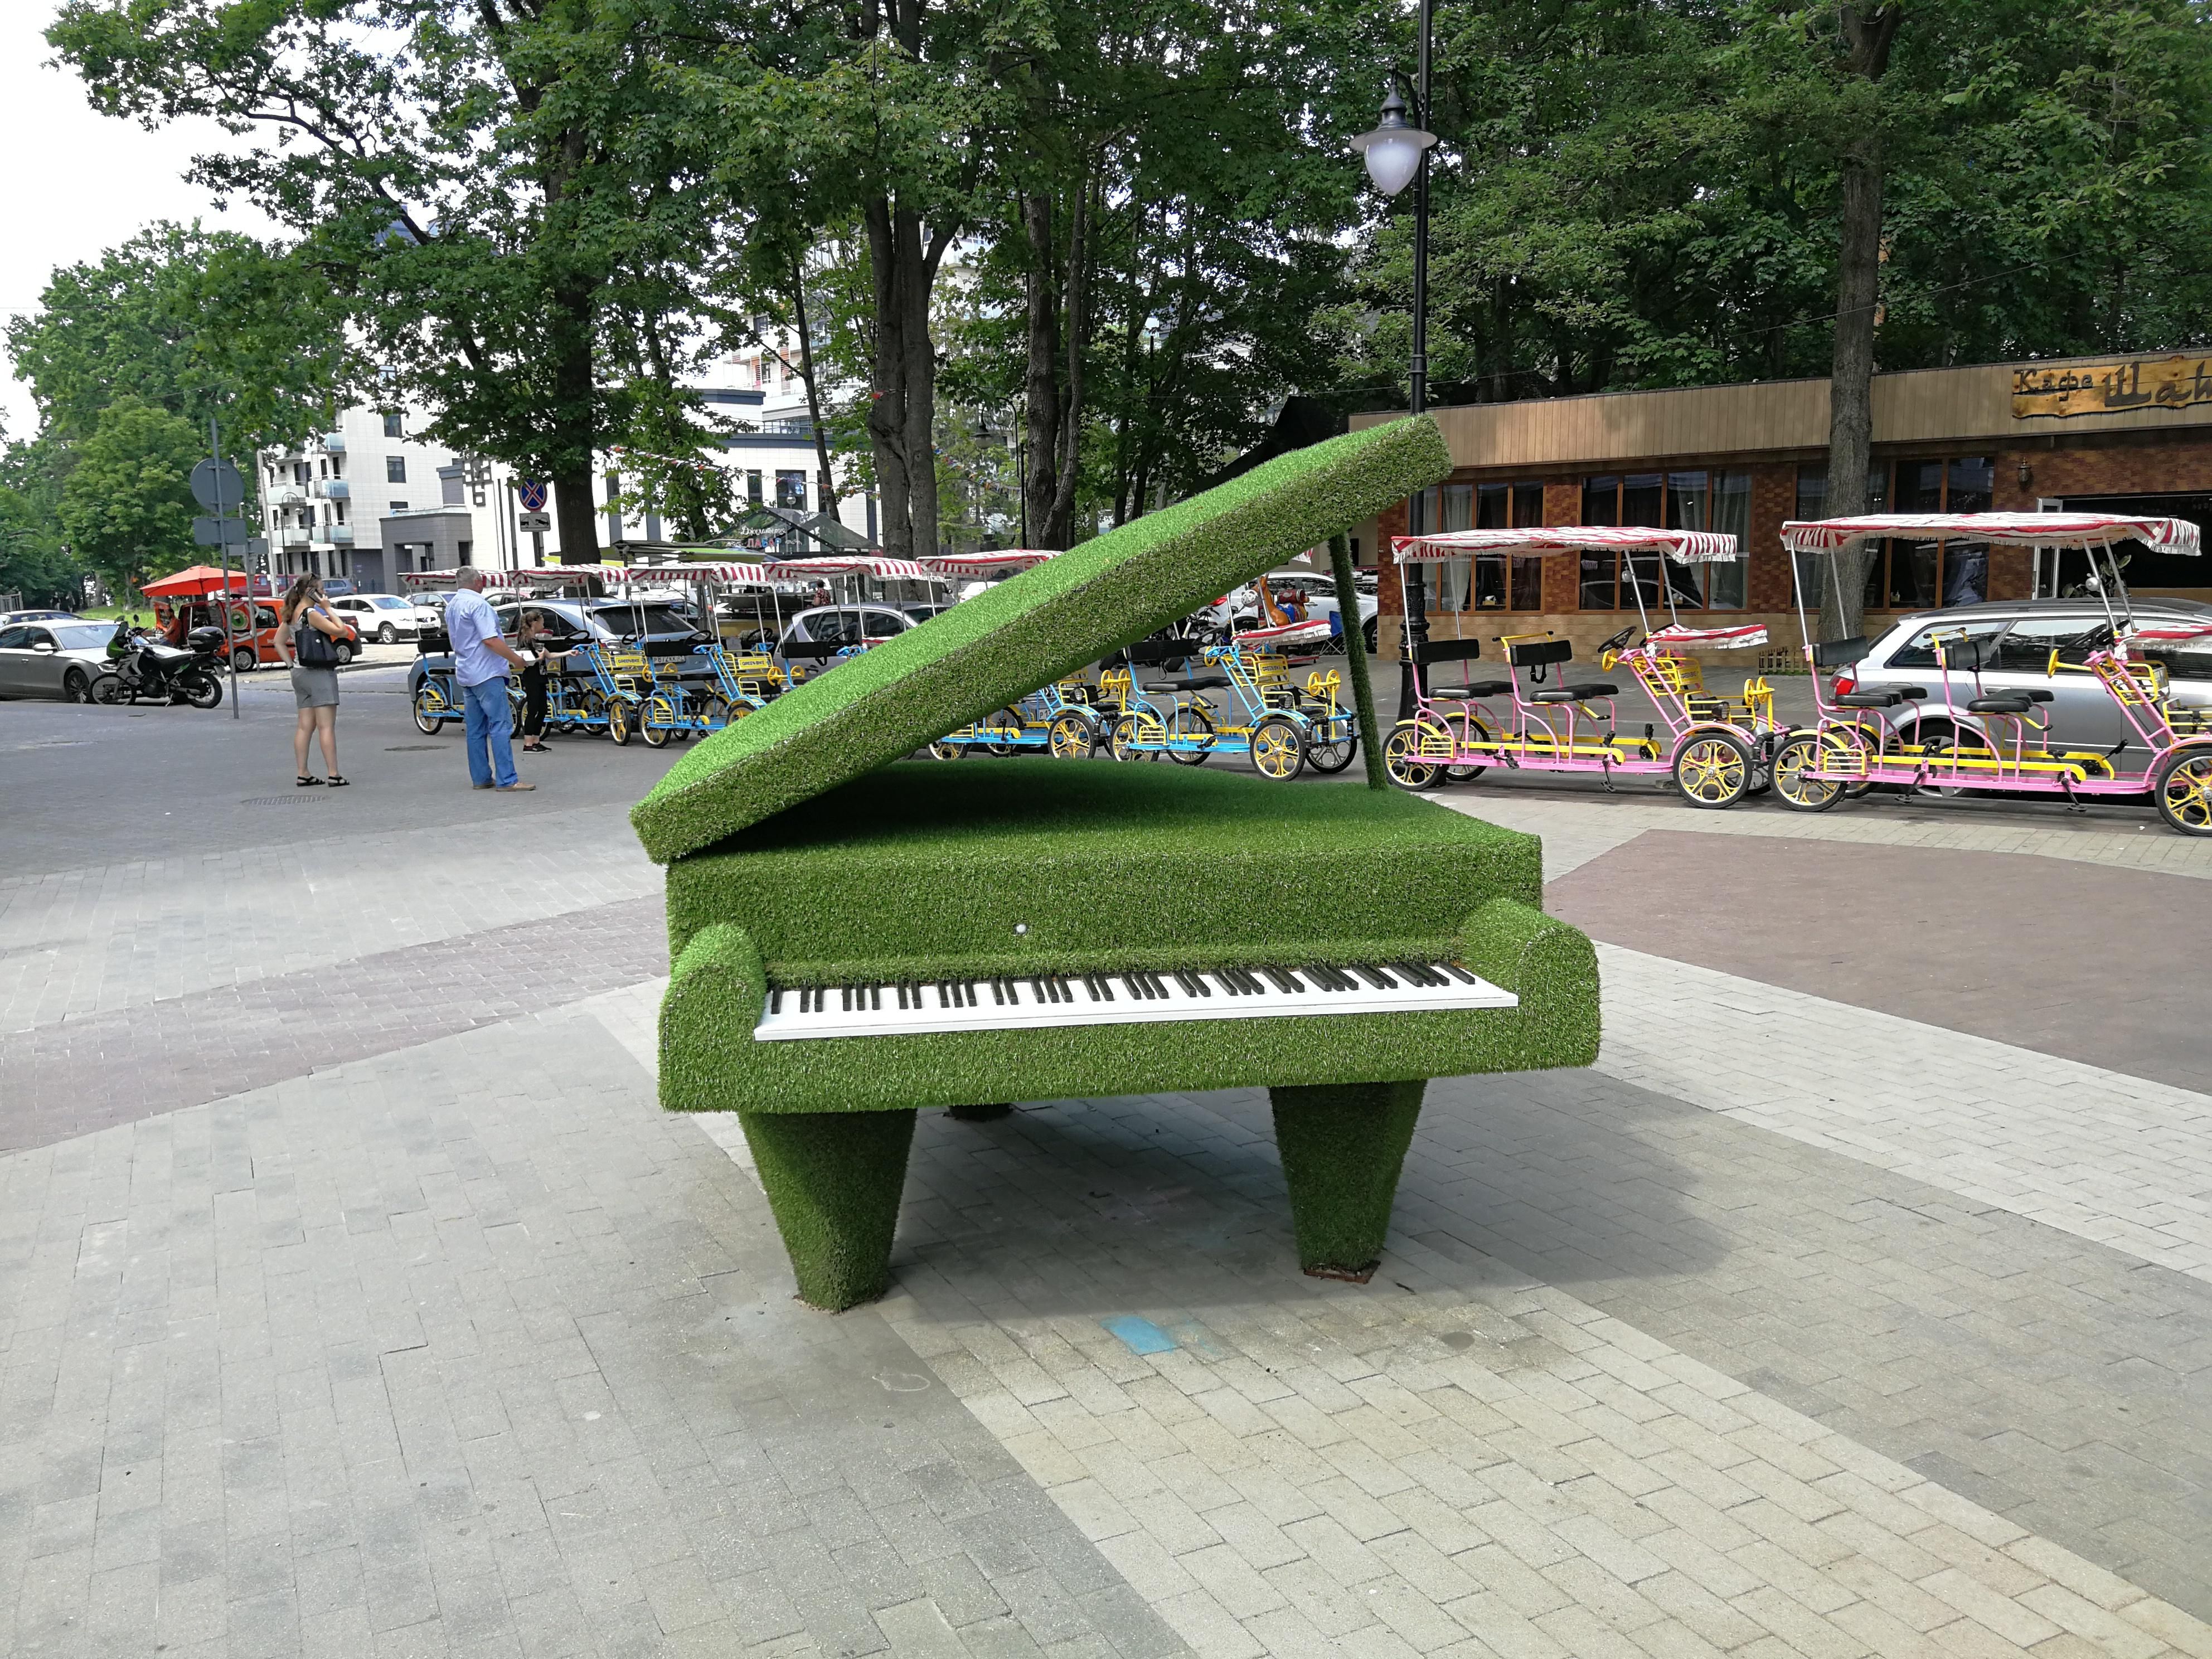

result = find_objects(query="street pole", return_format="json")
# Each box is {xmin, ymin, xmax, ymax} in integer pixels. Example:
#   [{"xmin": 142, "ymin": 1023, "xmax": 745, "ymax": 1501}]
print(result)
[
  {"xmin": 1410, "ymin": 0, "xmax": 1430, "ymax": 424},
  {"xmin": 211, "ymin": 415, "xmax": 241, "ymax": 720}
]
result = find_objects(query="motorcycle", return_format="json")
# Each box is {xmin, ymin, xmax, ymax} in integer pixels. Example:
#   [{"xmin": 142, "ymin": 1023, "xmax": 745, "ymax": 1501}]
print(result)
[{"xmin": 94, "ymin": 620, "xmax": 225, "ymax": 709}]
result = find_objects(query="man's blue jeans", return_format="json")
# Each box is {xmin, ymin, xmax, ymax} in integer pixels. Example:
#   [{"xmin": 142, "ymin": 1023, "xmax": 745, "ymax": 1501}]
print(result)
[{"xmin": 461, "ymin": 677, "xmax": 517, "ymax": 788}]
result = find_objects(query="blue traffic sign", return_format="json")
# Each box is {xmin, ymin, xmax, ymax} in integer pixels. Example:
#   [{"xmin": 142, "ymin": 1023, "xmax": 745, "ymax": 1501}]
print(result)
[{"xmin": 518, "ymin": 479, "xmax": 549, "ymax": 512}]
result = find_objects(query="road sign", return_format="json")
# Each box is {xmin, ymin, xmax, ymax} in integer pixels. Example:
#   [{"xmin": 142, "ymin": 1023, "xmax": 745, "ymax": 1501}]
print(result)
[
  {"xmin": 190, "ymin": 459, "xmax": 245, "ymax": 512},
  {"xmin": 517, "ymin": 479, "xmax": 549, "ymax": 512},
  {"xmin": 193, "ymin": 516, "xmax": 251, "ymax": 546},
  {"xmin": 518, "ymin": 512, "xmax": 553, "ymax": 532}
]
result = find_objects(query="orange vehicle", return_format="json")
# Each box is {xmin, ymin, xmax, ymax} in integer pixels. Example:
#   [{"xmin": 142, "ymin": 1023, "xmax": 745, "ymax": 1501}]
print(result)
[{"xmin": 145, "ymin": 573, "xmax": 360, "ymax": 672}]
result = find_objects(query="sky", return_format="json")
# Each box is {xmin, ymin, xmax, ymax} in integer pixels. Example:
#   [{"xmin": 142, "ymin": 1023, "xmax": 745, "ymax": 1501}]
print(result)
[{"xmin": 0, "ymin": 4, "xmax": 278, "ymax": 442}]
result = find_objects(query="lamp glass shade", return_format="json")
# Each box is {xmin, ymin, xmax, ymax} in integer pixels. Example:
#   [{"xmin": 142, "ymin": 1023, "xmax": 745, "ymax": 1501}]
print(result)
[{"xmin": 1351, "ymin": 124, "xmax": 1435, "ymax": 197}]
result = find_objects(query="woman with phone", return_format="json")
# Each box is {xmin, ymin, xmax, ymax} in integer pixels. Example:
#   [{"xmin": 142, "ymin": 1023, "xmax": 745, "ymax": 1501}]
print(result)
[{"xmin": 278, "ymin": 575, "xmax": 350, "ymax": 786}]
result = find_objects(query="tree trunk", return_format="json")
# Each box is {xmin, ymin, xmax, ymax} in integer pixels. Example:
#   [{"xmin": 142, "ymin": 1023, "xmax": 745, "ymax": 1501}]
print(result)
[
  {"xmin": 1047, "ymin": 177, "xmax": 1092, "ymax": 546},
  {"xmin": 863, "ymin": 198, "xmax": 915, "ymax": 560},
  {"xmin": 1818, "ymin": 140, "xmax": 1883, "ymax": 641},
  {"xmin": 862, "ymin": 198, "xmax": 947, "ymax": 561},
  {"xmin": 1022, "ymin": 191, "xmax": 1063, "ymax": 547},
  {"xmin": 1817, "ymin": 4, "xmax": 1901, "ymax": 642},
  {"xmin": 790, "ymin": 258, "xmax": 838, "ymax": 518}
]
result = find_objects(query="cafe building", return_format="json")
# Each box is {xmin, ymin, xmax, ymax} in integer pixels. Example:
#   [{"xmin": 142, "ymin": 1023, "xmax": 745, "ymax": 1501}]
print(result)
[{"xmin": 1350, "ymin": 350, "xmax": 2212, "ymax": 662}]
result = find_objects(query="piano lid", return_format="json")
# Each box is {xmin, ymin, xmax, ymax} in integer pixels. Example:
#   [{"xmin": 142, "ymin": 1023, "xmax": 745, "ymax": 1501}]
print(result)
[{"xmin": 632, "ymin": 415, "xmax": 1451, "ymax": 862}]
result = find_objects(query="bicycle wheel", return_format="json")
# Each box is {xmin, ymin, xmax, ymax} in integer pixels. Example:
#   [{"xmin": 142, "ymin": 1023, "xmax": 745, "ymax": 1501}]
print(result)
[
  {"xmin": 926, "ymin": 739, "xmax": 966, "ymax": 760},
  {"xmin": 1673, "ymin": 729, "xmax": 1752, "ymax": 808},
  {"xmin": 1383, "ymin": 723, "xmax": 1442, "ymax": 789},
  {"xmin": 1167, "ymin": 704, "xmax": 1214, "ymax": 765},
  {"xmin": 1770, "ymin": 731, "xmax": 1842, "ymax": 812},
  {"xmin": 1047, "ymin": 711, "xmax": 1098, "ymax": 759},
  {"xmin": 1249, "ymin": 715, "xmax": 1307, "ymax": 780},
  {"xmin": 639, "ymin": 698, "xmax": 673, "ymax": 748},
  {"xmin": 1440, "ymin": 712, "xmax": 1491, "ymax": 782},
  {"xmin": 412, "ymin": 688, "xmax": 445, "ymax": 735},
  {"xmin": 1110, "ymin": 714, "xmax": 1159, "ymax": 762},
  {"xmin": 2154, "ymin": 747, "xmax": 2212, "ymax": 836},
  {"xmin": 981, "ymin": 709, "xmax": 1024, "ymax": 756},
  {"xmin": 1304, "ymin": 717, "xmax": 1357, "ymax": 774},
  {"xmin": 608, "ymin": 697, "xmax": 633, "ymax": 746}
]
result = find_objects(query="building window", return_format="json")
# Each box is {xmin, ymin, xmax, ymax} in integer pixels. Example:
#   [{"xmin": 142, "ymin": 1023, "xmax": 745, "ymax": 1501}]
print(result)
[
  {"xmin": 1580, "ymin": 470, "xmax": 1749, "ymax": 610},
  {"xmin": 383, "ymin": 412, "xmax": 404, "ymax": 438},
  {"xmin": 776, "ymin": 470, "xmax": 807, "ymax": 510},
  {"xmin": 387, "ymin": 457, "xmax": 407, "ymax": 484},
  {"xmin": 746, "ymin": 470, "xmax": 764, "ymax": 505},
  {"xmin": 1412, "ymin": 480, "xmax": 1545, "ymax": 613},
  {"xmin": 1797, "ymin": 457, "xmax": 1987, "ymax": 610},
  {"xmin": 390, "ymin": 501, "xmax": 408, "ymax": 513}
]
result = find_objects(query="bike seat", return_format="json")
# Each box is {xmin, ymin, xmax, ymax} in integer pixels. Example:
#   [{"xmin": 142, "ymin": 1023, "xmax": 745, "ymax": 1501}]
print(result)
[
  {"xmin": 1832, "ymin": 690, "xmax": 1903, "ymax": 709},
  {"xmin": 1895, "ymin": 686, "xmax": 1927, "ymax": 700},
  {"xmin": 1430, "ymin": 682, "xmax": 1512, "ymax": 699},
  {"xmin": 1530, "ymin": 682, "xmax": 1617, "ymax": 703},
  {"xmin": 1968, "ymin": 695, "xmax": 2034, "ymax": 715},
  {"xmin": 2022, "ymin": 688, "xmax": 2054, "ymax": 704},
  {"xmin": 1141, "ymin": 675, "xmax": 1228, "ymax": 692}
]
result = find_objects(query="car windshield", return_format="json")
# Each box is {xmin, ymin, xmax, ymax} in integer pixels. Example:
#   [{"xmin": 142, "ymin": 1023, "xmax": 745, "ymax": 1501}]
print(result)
[
  {"xmin": 370, "ymin": 595, "xmax": 410, "ymax": 609},
  {"xmin": 52, "ymin": 624, "xmax": 111, "ymax": 650}
]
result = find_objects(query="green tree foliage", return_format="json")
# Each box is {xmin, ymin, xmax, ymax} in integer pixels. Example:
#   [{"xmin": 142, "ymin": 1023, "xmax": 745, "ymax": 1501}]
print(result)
[
  {"xmin": 55, "ymin": 397, "xmax": 205, "ymax": 599},
  {"xmin": 0, "ymin": 436, "xmax": 82, "ymax": 609},
  {"xmin": 48, "ymin": 0, "xmax": 740, "ymax": 557}
]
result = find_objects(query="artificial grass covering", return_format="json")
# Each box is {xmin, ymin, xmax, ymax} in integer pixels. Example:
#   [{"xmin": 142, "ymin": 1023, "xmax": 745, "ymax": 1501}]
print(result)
[
  {"xmin": 658, "ymin": 761, "xmax": 1598, "ymax": 1117},
  {"xmin": 630, "ymin": 415, "xmax": 1454, "ymax": 863}
]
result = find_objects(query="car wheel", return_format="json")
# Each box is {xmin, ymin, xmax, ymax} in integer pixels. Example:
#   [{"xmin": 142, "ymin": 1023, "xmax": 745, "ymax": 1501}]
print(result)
[
  {"xmin": 1362, "ymin": 615, "xmax": 1379, "ymax": 655},
  {"xmin": 378, "ymin": 624, "xmax": 398, "ymax": 644},
  {"xmin": 231, "ymin": 647, "xmax": 258, "ymax": 673},
  {"xmin": 333, "ymin": 640, "xmax": 355, "ymax": 666},
  {"xmin": 62, "ymin": 669, "xmax": 93, "ymax": 704}
]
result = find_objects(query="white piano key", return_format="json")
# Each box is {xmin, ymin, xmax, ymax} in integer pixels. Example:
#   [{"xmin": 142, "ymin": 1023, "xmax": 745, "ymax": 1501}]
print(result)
[{"xmin": 753, "ymin": 963, "xmax": 1515, "ymax": 1041}]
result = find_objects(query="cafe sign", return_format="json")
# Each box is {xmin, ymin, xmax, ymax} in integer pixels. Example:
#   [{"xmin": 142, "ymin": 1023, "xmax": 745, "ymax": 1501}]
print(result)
[{"xmin": 2012, "ymin": 356, "xmax": 2212, "ymax": 420}]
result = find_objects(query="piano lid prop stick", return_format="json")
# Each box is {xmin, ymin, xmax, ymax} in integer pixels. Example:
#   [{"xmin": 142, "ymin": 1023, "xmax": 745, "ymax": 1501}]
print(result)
[{"xmin": 1330, "ymin": 530, "xmax": 1388, "ymax": 790}]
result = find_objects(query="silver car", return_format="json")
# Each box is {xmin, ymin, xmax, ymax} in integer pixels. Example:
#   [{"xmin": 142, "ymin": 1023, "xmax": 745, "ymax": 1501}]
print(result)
[
  {"xmin": 1846, "ymin": 599, "xmax": 2212, "ymax": 751},
  {"xmin": 0, "ymin": 619, "xmax": 115, "ymax": 702}
]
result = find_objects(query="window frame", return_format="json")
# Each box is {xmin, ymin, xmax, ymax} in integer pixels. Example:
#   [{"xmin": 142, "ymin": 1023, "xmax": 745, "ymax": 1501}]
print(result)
[
  {"xmin": 1579, "ymin": 469, "xmax": 1750, "ymax": 612},
  {"xmin": 1413, "ymin": 478, "xmax": 1546, "ymax": 614}
]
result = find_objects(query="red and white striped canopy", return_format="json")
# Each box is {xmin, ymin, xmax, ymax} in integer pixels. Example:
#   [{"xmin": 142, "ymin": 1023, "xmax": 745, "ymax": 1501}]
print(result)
[
  {"xmin": 1781, "ymin": 513, "xmax": 2202, "ymax": 555},
  {"xmin": 1395, "ymin": 527, "xmax": 1741, "ymax": 564},
  {"xmin": 768, "ymin": 555, "xmax": 943, "ymax": 583},
  {"xmin": 1234, "ymin": 618, "xmax": 1336, "ymax": 648},
  {"xmin": 615, "ymin": 563, "xmax": 782, "ymax": 588},
  {"xmin": 1645, "ymin": 622, "xmax": 1770, "ymax": 651},
  {"xmin": 2131, "ymin": 623, "xmax": 2212, "ymax": 645},
  {"xmin": 923, "ymin": 550, "xmax": 1060, "ymax": 578},
  {"xmin": 515, "ymin": 564, "xmax": 631, "ymax": 585}
]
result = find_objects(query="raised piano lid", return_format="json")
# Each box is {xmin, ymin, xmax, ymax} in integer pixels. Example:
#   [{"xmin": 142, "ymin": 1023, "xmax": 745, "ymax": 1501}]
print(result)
[{"xmin": 630, "ymin": 416, "xmax": 1452, "ymax": 862}]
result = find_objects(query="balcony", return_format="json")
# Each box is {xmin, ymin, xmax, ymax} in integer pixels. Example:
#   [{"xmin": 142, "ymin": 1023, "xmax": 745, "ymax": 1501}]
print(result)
[
  {"xmin": 321, "ymin": 433, "xmax": 346, "ymax": 452},
  {"xmin": 313, "ymin": 524, "xmax": 356, "ymax": 547},
  {"xmin": 269, "ymin": 484, "xmax": 307, "ymax": 506},
  {"xmin": 280, "ymin": 527, "xmax": 313, "ymax": 548},
  {"xmin": 311, "ymin": 479, "xmax": 351, "ymax": 500}
]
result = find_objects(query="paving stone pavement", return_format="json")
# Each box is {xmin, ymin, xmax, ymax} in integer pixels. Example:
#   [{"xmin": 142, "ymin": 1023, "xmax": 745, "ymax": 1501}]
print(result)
[
  {"xmin": 876, "ymin": 1085, "xmax": 2212, "ymax": 1658},
  {"xmin": 0, "ymin": 1007, "xmax": 1191, "ymax": 1659},
  {"xmin": 1593, "ymin": 943, "xmax": 2212, "ymax": 1284},
  {"xmin": 0, "ymin": 802, "xmax": 664, "ymax": 1035},
  {"xmin": 0, "ymin": 897, "xmax": 667, "ymax": 1153}
]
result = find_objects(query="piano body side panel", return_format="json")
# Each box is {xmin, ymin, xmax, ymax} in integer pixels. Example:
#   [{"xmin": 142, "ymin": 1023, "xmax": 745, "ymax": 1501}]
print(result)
[{"xmin": 656, "ymin": 900, "xmax": 1598, "ymax": 1116}]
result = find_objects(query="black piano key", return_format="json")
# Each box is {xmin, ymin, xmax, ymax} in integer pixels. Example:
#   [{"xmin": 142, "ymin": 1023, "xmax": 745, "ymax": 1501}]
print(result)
[
  {"xmin": 1391, "ymin": 962, "xmax": 1432, "ymax": 987},
  {"xmin": 1262, "ymin": 966, "xmax": 1304, "ymax": 993},
  {"xmin": 1235, "ymin": 968, "xmax": 1263, "ymax": 995},
  {"xmin": 1440, "ymin": 963, "xmax": 1481, "ymax": 986},
  {"xmin": 1172, "ymin": 970, "xmax": 1201, "ymax": 997},
  {"xmin": 871, "ymin": 985, "xmax": 882, "ymax": 1010},
  {"xmin": 1350, "ymin": 964, "xmax": 1394, "ymax": 989},
  {"xmin": 991, "ymin": 980, "xmax": 1006, "ymax": 1006},
  {"xmin": 1146, "ymin": 972, "xmax": 1168, "ymax": 998},
  {"xmin": 769, "ymin": 988, "xmax": 784, "ymax": 1014},
  {"xmin": 1098, "ymin": 974, "xmax": 1114, "ymax": 1001}
]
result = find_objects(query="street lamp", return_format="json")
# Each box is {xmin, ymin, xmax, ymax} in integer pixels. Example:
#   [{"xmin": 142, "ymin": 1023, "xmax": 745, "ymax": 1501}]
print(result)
[{"xmin": 1352, "ymin": 31, "xmax": 1440, "ymax": 707}]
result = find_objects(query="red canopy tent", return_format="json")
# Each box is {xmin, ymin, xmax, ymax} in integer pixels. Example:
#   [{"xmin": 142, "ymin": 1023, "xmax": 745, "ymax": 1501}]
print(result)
[{"xmin": 142, "ymin": 566, "xmax": 270, "ymax": 599}]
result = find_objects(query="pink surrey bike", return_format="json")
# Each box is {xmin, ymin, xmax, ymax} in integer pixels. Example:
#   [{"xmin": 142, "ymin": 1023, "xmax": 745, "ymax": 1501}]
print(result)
[
  {"xmin": 1383, "ymin": 526, "xmax": 1778, "ymax": 808},
  {"xmin": 1770, "ymin": 511, "xmax": 2212, "ymax": 835}
]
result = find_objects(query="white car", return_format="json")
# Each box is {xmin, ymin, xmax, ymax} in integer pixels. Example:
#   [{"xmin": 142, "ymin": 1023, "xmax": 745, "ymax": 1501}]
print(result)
[
  {"xmin": 408, "ymin": 591, "xmax": 450, "ymax": 632},
  {"xmin": 1221, "ymin": 570, "xmax": 1381, "ymax": 651},
  {"xmin": 329, "ymin": 593, "xmax": 425, "ymax": 644}
]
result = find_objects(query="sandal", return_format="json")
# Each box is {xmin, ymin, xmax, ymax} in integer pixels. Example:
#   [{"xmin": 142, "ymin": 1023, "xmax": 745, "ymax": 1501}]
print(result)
[
  {"xmin": 296, "ymin": 775, "xmax": 324, "ymax": 787},
  {"xmin": 327, "ymin": 775, "xmax": 350, "ymax": 787}
]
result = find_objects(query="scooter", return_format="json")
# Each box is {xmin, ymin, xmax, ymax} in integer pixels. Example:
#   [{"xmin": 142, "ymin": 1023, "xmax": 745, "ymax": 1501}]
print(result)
[{"xmin": 95, "ymin": 620, "xmax": 225, "ymax": 709}]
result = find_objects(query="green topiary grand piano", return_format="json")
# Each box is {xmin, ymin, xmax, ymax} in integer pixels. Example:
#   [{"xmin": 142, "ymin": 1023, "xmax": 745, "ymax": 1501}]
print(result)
[{"xmin": 632, "ymin": 417, "xmax": 1599, "ymax": 1310}]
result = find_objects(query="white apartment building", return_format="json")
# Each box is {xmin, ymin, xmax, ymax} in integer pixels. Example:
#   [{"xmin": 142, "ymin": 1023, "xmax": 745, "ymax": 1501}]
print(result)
[{"xmin": 260, "ymin": 347, "xmax": 873, "ymax": 593}]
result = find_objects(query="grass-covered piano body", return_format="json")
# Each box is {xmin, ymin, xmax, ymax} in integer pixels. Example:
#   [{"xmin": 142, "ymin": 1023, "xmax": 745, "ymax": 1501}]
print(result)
[{"xmin": 632, "ymin": 418, "xmax": 1600, "ymax": 1309}]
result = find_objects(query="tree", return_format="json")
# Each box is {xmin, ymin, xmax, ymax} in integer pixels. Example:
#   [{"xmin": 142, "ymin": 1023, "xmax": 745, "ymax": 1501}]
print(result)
[
  {"xmin": 56, "ymin": 397, "xmax": 203, "ymax": 600},
  {"xmin": 49, "ymin": 0, "xmax": 739, "ymax": 559},
  {"xmin": 0, "ymin": 436, "xmax": 83, "ymax": 609}
]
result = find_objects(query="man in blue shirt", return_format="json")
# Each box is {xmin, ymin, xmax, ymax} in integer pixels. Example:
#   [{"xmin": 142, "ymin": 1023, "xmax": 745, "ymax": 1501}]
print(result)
[{"xmin": 445, "ymin": 570, "xmax": 537, "ymax": 791}]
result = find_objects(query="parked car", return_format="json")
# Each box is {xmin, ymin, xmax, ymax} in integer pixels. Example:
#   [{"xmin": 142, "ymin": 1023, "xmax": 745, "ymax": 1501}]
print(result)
[
  {"xmin": 148, "ymin": 596, "xmax": 361, "ymax": 670},
  {"xmin": 773, "ymin": 605, "xmax": 920, "ymax": 655},
  {"xmin": 1844, "ymin": 598, "xmax": 2212, "ymax": 752},
  {"xmin": 0, "ymin": 619, "xmax": 118, "ymax": 702},
  {"xmin": 329, "ymin": 592, "xmax": 425, "ymax": 644},
  {"xmin": 0, "ymin": 608, "xmax": 82, "ymax": 628},
  {"xmin": 407, "ymin": 591, "xmax": 450, "ymax": 632}
]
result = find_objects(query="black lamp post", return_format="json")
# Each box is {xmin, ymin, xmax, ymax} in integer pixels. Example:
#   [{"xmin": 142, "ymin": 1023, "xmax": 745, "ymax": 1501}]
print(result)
[{"xmin": 1352, "ymin": 9, "xmax": 1440, "ymax": 710}]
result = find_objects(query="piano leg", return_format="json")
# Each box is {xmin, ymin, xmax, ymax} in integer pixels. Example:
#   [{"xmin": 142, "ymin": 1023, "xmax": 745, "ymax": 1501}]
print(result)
[
  {"xmin": 738, "ymin": 1108, "xmax": 919, "ymax": 1310},
  {"xmin": 947, "ymin": 1102, "xmax": 1014, "ymax": 1123},
  {"xmin": 1269, "ymin": 1080, "xmax": 1427, "ymax": 1282}
]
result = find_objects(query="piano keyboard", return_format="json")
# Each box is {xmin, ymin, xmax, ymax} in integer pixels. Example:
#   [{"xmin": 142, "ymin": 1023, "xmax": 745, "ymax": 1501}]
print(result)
[{"xmin": 755, "ymin": 961, "xmax": 1516, "ymax": 1041}]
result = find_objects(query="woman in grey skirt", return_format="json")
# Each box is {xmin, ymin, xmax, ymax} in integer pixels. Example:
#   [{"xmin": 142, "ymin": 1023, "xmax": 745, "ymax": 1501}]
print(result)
[{"xmin": 279, "ymin": 575, "xmax": 350, "ymax": 786}]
